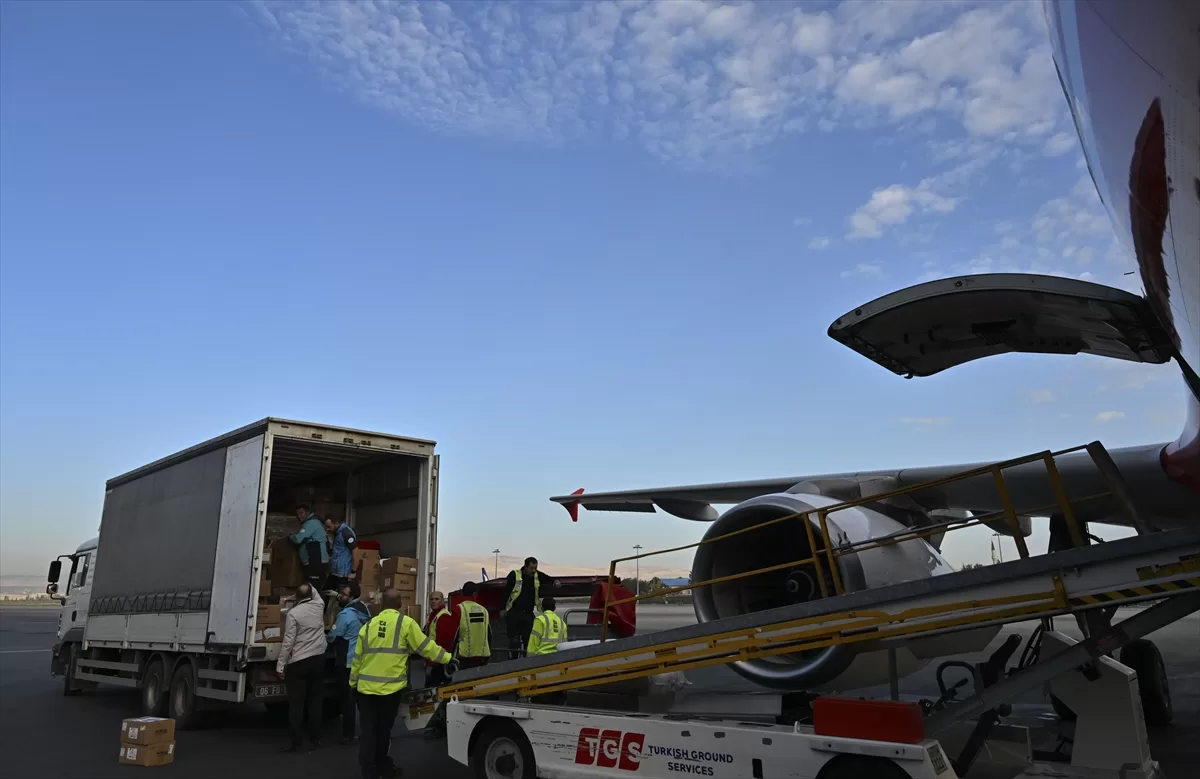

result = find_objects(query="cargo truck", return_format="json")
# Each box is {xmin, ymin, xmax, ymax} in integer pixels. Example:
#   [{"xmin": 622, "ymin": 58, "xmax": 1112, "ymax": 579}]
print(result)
[{"xmin": 45, "ymin": 418, "xmax": 439, "ymax": 728}]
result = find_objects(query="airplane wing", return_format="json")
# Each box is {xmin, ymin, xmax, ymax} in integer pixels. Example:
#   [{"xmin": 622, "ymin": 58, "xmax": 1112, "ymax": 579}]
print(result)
[
  {"xmin": 551, "ymin": 442, "xmax": 1192, "ymax": 529},
  {"xmin": 552, "ymin": 274, "xmax": 1192, "ymax": 530}
]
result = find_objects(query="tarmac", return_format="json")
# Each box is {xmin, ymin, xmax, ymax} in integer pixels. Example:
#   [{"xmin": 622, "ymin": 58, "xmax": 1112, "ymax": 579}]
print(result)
[{"xmin": 1, "ymin": 602, "xmax": 1196, "ymax": 778}]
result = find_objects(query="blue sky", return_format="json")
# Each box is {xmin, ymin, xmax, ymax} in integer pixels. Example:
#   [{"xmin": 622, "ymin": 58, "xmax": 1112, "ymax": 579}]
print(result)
[{"xmin": 0, "ymin": 1, "xmax": 1184, "ymax": 584}]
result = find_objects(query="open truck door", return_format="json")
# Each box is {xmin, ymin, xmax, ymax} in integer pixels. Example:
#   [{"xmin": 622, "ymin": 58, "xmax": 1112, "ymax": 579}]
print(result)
[{"xmin": 827, "ymin": 273, "xmax": 1172, "ymax": 378}]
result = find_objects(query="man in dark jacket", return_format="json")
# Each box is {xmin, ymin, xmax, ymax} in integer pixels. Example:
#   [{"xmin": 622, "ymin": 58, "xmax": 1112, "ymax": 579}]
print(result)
[
  {"xmin": 326, "ymin": 583, "xmax": 371, "ymax": 744},
  {"xmin": 500, "ymin": 557, "xmax": 559, "ymax": 658}
]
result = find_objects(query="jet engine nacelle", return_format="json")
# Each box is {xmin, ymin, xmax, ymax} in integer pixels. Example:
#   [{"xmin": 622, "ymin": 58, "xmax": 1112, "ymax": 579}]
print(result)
[{"xmin": 691, "ymin": 491, "xmax": 997, "ymax": 692}]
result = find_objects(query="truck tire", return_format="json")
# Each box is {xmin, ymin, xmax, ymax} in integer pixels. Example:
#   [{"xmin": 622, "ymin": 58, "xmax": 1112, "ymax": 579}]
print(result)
[
  {"xmin": 141, "ymin": 659, "xmax": 168, "ymax": 717},
  {"xmin": 61, "ymin": 645, "xmax": 81, "ymax": 697},
  {"xmin": 168, "ymin": 663, "xmax": 199, "ymax": 730},
  {"xmin": 818, "ymin": 755, "xmax": 909, "ymax": 779},
  {"xmin": 471, "ymin": 719, "xmax": 536, "ymax": 779},
  {"xmin": 1121, "ymin": 639, "xmax": 1172, "ymax": 726}
]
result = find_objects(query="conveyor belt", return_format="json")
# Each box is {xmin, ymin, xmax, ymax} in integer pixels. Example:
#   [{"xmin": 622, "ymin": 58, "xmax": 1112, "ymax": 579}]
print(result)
[{"xmin": 439, "ymin": 528, "xmax": 1200, "ymax": 700}]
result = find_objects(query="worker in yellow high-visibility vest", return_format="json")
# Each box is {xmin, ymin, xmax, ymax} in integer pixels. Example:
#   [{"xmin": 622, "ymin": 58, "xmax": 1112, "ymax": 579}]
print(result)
[
  {"xmin": 527, "ymin": 597, "xmax": 568, "ymax": 656},
  {"xmin": 501, "ymin": 556, "xmax": 559, "ymax": 658},
  {"xmin": 350, "ymin": 588, "xmax": 452, "ymax": 779},
  {"xmin": 455, "ymin": 581, "xmax": 493, "ymax": 669}
]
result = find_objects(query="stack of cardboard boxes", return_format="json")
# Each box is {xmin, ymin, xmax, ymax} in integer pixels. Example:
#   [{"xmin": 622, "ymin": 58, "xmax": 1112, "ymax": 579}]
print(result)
[
  {"xmin": 118, "ymin": 717, "xmax": 176, "ymax": 767},
  {"xmin": 381, "ymin": 556, "xmax": 423, "ymax": 621}
]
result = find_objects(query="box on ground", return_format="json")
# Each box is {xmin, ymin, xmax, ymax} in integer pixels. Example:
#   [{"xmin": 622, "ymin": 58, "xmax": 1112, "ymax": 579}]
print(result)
[
  {"xmin": 121, "ymin": 717, "xmax": 175, "ymax": 746},
  {"xmin": 118, "ymin": 742, "xmax": 175, "ymax": 767}
]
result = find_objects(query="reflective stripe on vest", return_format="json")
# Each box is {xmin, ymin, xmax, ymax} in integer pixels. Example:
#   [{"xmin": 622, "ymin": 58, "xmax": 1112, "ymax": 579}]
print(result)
[
  {"xmin": 351, "ymin": 613, "xmax": 424, "ymax": 694},
  {"xmin": 530, "ymin": 611, "xmax": 566, "ymax": 654},
  {"xmin": 506, "ymin": 570, "xmax": 540, "ymax": 611},
  {"xmin": 456, "ymin": 601, "xmax": 491, "ymax": 658}
]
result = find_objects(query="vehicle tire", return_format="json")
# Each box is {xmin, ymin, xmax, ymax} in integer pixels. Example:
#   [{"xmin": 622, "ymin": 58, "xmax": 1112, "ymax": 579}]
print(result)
[
  {"xmin": 141, "ymin": 659, "xmax": 168, "ymax": 717},
  {"xmin": 818, "ymin": 754, "xmax": 910, "ymax": 779},
  {"xmin": 1121, "ymin": 638, "xmax": 1171, "ymax": 726},
  {"xmin": 168, "ymin": 663, "xmax": 200, "ymax": 730},
  {"xmin": 61, "ymin": 645, "xmax": 81, "ymax": 697},
  {"xmin": 471, "ymin": 719, "xmax": 536, "ymax": 779}
]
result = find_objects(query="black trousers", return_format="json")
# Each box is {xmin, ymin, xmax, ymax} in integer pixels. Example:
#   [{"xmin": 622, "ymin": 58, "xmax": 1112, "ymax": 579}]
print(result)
[
  {"xmin": 506, "ymin": 610, "xmax": 535, "ymax": 658},
  {"xmin": 338, "ymin": 664, "xmax": 357, "ymax": 739},
  {"xmin": 285, "ymin": 654, "xmax": 326, "ymax": 747},
  {"xmin": 358, "ymin": 691, "xmax": 403, "ymax": 779}
]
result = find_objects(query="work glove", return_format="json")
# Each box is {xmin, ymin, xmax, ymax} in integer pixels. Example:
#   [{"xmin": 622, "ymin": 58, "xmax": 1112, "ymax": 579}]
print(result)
[{"xmin": 445, "ymin": 659, "xmax": 460, "ymax": 677}]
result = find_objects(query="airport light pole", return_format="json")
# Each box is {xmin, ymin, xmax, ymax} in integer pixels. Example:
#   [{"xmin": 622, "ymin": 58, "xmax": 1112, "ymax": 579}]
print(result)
[
  {"xmin": 492, "ymin": 549, "xmax": 500, "ymax": 580},
  {"xmin": 633, "ymin": 545, "xmax": 643, "ymax": 597}
]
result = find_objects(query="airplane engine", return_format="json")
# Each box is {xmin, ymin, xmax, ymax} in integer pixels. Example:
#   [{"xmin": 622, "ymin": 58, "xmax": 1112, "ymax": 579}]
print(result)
[{"xmin": 691, "ymin": 490, "xmax": 995, "ymax": 692}]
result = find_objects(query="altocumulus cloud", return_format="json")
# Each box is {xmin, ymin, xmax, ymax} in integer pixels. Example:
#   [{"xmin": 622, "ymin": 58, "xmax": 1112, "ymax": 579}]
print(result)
[{"xmin": 252, "ymin": 0, "xmax": 1067, "ymax": 166}]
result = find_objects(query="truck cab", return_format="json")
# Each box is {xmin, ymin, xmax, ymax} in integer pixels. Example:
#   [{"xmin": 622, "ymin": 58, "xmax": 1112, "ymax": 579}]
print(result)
[{"xmin": 47, "ymin": 536, "xmax": 99, "ymax": 691}]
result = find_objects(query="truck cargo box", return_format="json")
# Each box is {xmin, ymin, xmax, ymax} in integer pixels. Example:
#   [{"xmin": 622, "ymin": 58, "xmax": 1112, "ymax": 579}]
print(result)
[{"xmin": 85, "ymin": 418, "xmax": 439, "ymax": 659}]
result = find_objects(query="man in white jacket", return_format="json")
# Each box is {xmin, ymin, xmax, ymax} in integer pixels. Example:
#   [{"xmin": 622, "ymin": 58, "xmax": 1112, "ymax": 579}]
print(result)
[{"xmin": 277, "ymin": 584, "xmax": 328, "ymax": 752}]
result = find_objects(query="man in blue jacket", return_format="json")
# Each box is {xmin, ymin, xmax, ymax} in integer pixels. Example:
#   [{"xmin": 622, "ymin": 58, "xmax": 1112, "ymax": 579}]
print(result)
[
  {"xmin": 290, "ymin": 504, "xmax": 329, "ymax": 590},
  {"xmin": 327, "ymin": 582, "xmax": 372, "ymax": 744},
  {"xmin": 324, "ymin": 516, "xmax": 358, "ymax": 591}
]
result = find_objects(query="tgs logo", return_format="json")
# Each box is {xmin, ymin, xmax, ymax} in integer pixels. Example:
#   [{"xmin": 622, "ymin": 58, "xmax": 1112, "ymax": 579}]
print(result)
[{"xmin": 574, "ymin": 728, "xmax": 645, "ymax": 771}]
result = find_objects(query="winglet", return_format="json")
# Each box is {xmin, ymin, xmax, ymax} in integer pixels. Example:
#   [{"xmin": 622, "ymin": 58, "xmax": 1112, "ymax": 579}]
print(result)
[{"xmin": 563, "ymin": 488, "xmax": 585, "ymax": 522}]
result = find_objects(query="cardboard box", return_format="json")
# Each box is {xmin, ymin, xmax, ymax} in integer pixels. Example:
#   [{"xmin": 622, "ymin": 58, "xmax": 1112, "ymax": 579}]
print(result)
[
  {"xmin": 382, "ymin": 573, "xmax": 416, "ymax": 591},
  {"xmin": 263, "ymin": 537, "xmax": 305, "ymax": 588},
  {"xmin": 120, "ymin": 717, "xmax": 175, "ymax": 746},
  {"xmin": 314, "ymin": 501, "xmax": 345, "ymax": 523},
  {"xmin": 258, "ymin": 563, "xmax": 272, "ymax": 595},
  {"xmin": 404, "ymin": 603, "xmax": 424, "ymax": 621},
  {"xmin": 118, "ymin": 742, "xmax": 175, "ymax": 767},
  {"xmin": 353, "ymin": 548, "xmax": 382, "ymax": 588},
  {"xmin": 380, "ymin": 557, "xmax": 419, "ymax": 577},
  {"xmin": 254, "ymin": 625, "xmax": 283, "ymax": 643},
  {"xmin": 257, "ymin": 604, "xmax": 282, "ymax": 626}
]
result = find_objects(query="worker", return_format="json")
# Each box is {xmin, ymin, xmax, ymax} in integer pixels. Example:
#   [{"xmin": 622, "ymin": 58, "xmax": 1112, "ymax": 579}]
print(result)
[
  {"xmin": 351, "ymin": 588, "xmax": 453, "ymax": 779},
  {"xmin": 290, "ymin": 504, "xmax": 329, "ymax": 590},
  {"xmin": 324, "ymin": 516, "xmax": 359, "ymax": 591},
  {"xmin": 422, "ymin": 591, "xmax": 459, "ymax": 688},
  {"xmin": 277, "ymin": 583, "xmax": 327, "ymax": 753},
  {"xmin": 327, "ymin": 582, "xmax": 372, "ymax": 745},
  {"xmin": 455, "ymin": 581, "xmax": 493, "ymax": 669},
  {"xmin": 501, "ymin": 557, "xmax": 559, "ymax": 658},
  {"xmin": 527, "ymin": 596, "xmax": 567, "ymax": 655}
]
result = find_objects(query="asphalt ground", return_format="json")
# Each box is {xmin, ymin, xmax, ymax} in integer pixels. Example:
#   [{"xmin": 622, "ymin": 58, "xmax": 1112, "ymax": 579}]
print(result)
[{"xmin": 1, "ymin": 603, "xmax": 1196, "ymax": 778}]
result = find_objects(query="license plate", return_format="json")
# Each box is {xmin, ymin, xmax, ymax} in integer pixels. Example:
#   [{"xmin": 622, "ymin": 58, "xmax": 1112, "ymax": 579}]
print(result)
[{"xmin": 255, "ymin": 684, "xmax": 286, "ymax": 699}]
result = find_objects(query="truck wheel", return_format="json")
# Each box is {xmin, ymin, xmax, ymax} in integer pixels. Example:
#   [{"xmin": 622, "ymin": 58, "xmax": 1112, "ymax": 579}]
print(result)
[
  {"xmin": 61, "ymin": 645, "xmax": 81, "ymax": 697},
  {"xmin": 471, "ymin": 720, "xmax": 536, "ymax": 779},
  {"xmin": 168, "ymin": 663, "xmax": 199, "ymax": 730},
  {"xmin": 1121, "ymin": 639, "xmax": 1172, "ymax": 726},
  {"xmin": 141, "ymin": 659, "xmax": 168, "ymax": 717},
  {"xmin": 819, "ymin": 755, "xmax": 909, "ymax": 779}
]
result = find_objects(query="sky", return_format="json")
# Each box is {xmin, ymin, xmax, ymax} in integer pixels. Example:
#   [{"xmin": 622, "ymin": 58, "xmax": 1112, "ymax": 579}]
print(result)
[{"xmin": 0, "ymin": 1, "xmax": 1185, "ymax": 588}]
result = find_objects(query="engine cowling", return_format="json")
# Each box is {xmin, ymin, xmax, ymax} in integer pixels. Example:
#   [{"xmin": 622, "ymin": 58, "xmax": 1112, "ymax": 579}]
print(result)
[{"xmin": 691, "ymin": 490, "xmax": 983, "ymax": 691}]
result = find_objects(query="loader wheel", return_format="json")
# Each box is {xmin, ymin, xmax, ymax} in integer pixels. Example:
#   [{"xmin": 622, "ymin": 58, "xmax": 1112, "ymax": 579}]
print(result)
[
  {"xmin": 819, "ymin": 754, "xmax": 910, "ymax": 779},
  {"xmin": 1121, "ymin": 639, "xmax": 1171, "ymax": 726},
  {"xmin": 141, "ymin": 659, "xmax": 168, "ymax": 717},
  {"xmin": 472, "ymin": 720, "xmax": 536, "ymax": 779}
]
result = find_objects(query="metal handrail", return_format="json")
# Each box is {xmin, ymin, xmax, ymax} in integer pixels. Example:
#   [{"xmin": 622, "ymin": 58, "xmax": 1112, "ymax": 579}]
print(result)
[{"xmin": 598, "ymin": 442, "xmax": 1132, "ymax": 640}]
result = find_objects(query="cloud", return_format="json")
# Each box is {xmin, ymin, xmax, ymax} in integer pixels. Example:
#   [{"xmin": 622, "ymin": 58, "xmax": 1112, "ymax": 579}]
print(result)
[
  {"xmin": 898, "ymin": 416, "xmax": 952, "ymax": 428},
  {"xmin": 808, "ymin": 236, "xmax": 831, "ymax": 250},
  {"xmin": 840, "ymin": 261, "xmax": 882, "ymax": 278},
  {"xmin": 792, "ymin": 216, "xmax": 813, "ymax": 226},
  {"xmin": 1025, "ymin": 389, "xmax": 1055, "ymax": 404},
  {"xmin": 846, "ymin": 182, "xmax": 957, "ymax": 238},
  {"xmin": 1094, "ymin": 410, "xmax": 1125, "ymax": 423},
  {"xmin": 252, "ymin": 0, "xmax": 1069, "ymax": 165},
  {"xmin": 1043, "ymin": 131, "xmax": 1077, "ymax": 157}
]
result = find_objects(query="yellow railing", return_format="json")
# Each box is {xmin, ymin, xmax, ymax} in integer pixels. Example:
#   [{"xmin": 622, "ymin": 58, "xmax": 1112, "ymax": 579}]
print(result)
[{"xmin": 598, "ymin": 442, "xmax": 1140, "ymax": 640}]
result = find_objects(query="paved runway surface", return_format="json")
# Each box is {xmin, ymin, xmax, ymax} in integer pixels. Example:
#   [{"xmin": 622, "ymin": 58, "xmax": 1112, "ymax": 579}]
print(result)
[{"xmin": 2, "ymin": 603, "xmax": 1196, "ymax": 778}]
